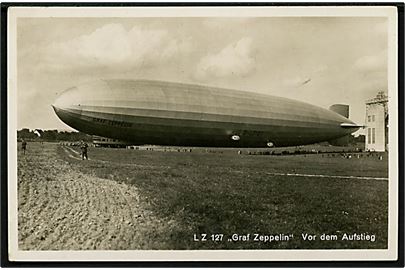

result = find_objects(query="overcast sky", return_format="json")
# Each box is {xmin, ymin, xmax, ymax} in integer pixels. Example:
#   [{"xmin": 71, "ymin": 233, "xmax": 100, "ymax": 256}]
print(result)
[{"xmin": 17, "ymin": 17, "xmax": 388, "ymax": 132}]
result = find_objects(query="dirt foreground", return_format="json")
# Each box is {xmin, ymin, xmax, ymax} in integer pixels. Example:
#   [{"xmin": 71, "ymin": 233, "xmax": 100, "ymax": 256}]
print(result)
[
  {"xmin": 18, "ymin": 143, "xmax": 171, "ymax": 250},
  {"xmin": 17, "ymin": 142, "xmax": 388, "ymax": 250}
]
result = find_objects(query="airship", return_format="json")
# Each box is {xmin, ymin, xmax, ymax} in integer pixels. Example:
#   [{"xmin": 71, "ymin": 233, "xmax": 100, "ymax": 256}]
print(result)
[{"xmin": 52, "ymin": 80, "xmax": 361, "ymax": 148}]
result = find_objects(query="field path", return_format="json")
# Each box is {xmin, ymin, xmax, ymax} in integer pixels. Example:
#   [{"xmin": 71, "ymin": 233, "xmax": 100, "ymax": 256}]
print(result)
[{"xmin": 18, "ymin": 143, "xmax": 170, "ymax": 250}]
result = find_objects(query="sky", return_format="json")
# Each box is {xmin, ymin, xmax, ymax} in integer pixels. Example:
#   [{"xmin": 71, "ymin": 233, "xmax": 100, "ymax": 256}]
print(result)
[{"xmin": 16, "ymin": 16, "xmax": 388, "ymax": 133}]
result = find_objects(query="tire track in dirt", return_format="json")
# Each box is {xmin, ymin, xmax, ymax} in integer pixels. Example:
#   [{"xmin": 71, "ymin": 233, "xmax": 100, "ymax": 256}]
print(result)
[
  {"xmin": 62, "ymin": 145, "xmax": 171, "ymax": 169},
  {"xmin": 18, "ymin": 143, "xmax": 177, "ymax": 250},
  {"xmin": 62, "ymin": 146, "xmax": 86, "ymax": 161}
]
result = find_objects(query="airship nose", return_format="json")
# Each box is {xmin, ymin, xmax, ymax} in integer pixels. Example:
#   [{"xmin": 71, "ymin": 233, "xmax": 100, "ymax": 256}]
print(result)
[
  {"xmin": 52, "ymin": 86, "xmax": 83, "ymax": 127},
  {"xmin": 53, "ymin": 86, "xmax": 82, "ymax": 110}
]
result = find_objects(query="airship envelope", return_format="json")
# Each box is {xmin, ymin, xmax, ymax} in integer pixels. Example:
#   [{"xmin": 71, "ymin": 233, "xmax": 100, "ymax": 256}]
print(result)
[{"xmin": 52, "ymin": 80, "xmax": 360, "ymax": 147}]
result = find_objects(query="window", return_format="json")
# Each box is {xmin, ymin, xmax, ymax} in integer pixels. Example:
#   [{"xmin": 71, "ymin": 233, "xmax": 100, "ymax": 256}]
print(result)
[
  {"xmin": 368, "ymin": 128, "xmax": 371, "ymax": 144},
  {"xmin": 372, "ymin": 128, "xmax": 376, "ymax": 144},
  {"xmin": 372, "ymin": 115, "xmax": 375, "ymax": 122},
  {"xmin": 368, "ymin": 115, "xmax": 371, "ymax": 122}
]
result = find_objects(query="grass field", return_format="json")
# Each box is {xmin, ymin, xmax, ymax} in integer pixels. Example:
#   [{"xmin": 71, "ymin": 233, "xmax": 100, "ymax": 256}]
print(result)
[
  {"xmin": 18, "ymin": 142, "xmax": 388, "ymax": 250},
  {"xmin": 62, "ymin": 143, "xmax": 388, "ymax": 249}
]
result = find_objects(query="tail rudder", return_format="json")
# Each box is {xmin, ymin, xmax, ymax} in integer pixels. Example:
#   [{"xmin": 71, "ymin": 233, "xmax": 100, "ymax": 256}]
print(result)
[{"xmin": 329, "ymin": 104, "xmax": 349, "ymax": 118}]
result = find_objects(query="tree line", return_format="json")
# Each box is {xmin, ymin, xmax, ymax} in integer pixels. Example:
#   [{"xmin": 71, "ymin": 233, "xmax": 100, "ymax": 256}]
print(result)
[{"xmin": 17, "ymin": 128, "xmax": 93, "ymax": 142}]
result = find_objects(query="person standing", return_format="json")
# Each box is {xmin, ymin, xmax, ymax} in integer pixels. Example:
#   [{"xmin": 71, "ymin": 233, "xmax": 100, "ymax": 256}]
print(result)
[
  {"xmin": 21, "ymin": 139, "xmax": 27, "ymax": 155},
  {"xmin": 80, "ymin": 140, "xmax": 88, "ymax": 160}
]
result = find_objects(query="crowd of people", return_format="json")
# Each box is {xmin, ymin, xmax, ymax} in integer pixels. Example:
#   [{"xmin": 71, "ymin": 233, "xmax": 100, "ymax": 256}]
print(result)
[{"xmin": 19, "ymin": 140, "xmax": 386, "ymax": 161}]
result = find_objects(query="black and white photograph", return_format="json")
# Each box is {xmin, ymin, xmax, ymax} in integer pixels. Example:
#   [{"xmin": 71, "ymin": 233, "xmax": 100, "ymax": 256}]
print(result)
[{"xmin": 3, "ymin": 4, "xmax": 402, "ymax": 264}]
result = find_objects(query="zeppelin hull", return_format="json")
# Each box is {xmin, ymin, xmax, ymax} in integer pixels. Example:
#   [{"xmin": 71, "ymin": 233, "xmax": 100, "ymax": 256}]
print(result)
[{"xmin": 53, "ymin": 80, "xmax": 359, "ymax": 147}]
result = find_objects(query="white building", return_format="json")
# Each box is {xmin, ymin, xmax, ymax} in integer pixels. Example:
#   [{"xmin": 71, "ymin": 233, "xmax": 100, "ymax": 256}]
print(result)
[{"xmin": 365, "ymin": 91, "xmax": 388, "ymax": 152}]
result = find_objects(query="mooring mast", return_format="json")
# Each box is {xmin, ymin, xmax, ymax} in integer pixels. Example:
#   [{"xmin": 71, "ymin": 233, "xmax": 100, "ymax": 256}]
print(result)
[{"xmin": 365, "ymin": 91, "xmax": 388, "ymax": 152}]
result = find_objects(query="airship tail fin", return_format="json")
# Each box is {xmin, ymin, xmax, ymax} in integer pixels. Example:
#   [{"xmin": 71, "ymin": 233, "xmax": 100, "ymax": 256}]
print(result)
[
  {"xmin": 329, "ymin": 104, "xmax": 349, "ymax": 118},
  {"xmin": 328, "ymin": 104, "xmax": 361, "ymax": 146}
]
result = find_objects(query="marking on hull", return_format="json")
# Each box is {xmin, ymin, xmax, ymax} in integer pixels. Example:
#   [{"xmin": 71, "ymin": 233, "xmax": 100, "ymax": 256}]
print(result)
[{"xmin": 266, "ymin": 172, "xmax": 388, "ymax": 181}]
